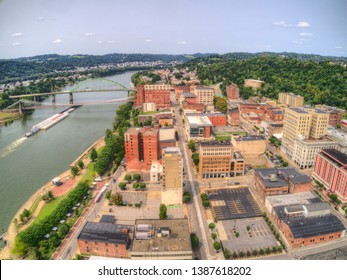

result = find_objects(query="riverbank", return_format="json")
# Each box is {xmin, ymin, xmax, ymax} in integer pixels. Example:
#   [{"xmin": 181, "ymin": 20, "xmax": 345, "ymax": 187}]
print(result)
[
  {"xmin": 0, "ymin": 112, "xmax": 21, "ymax": 126},
  {"xmin": 0, "ymin": 134, "xmax": 106, "ymax": 260}
]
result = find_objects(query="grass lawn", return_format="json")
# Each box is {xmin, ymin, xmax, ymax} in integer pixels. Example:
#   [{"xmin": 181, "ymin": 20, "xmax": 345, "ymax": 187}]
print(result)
[
  {"xmin": 33, "ymin": 193, "xmax": 69, "ymax": 225},
  {"xmin": 0, "ymin": 112, "xmax": 19, "ymax": 120},
  {"xmin": 139, "ymin": 111, "xmax": 157, "ymax": 115},
  {"xmin": 253, "ymin": 165, "xmax": 268, "ymax": 169},
  {"xmin": 29, "ymin": 195, "xmax": 42, "ymax": 214},
  {"xmin": 81, "ymin": 162, "xmax": 96, "ymax": 185},
  {"xmin": 214, "ymin": 135, "xmax": 231, "ymax": 141}
]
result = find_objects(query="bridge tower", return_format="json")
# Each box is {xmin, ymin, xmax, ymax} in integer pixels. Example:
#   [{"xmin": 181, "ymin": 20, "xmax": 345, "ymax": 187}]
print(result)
[{"xmin": 69, "ymin": 92, "xmax": 73, "ymax": 104}]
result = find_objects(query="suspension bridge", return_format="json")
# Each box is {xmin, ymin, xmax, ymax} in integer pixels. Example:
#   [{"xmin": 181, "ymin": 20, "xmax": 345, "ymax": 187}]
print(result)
[{"xmin": 1, "ymin": 78, "xmax": 136, "ymax": 114}]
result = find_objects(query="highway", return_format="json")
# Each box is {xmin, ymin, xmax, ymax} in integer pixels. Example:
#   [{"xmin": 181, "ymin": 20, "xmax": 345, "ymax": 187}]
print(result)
[{"xmin": 173, "ymin": 106, "xmax": 213, "ymax": 260}]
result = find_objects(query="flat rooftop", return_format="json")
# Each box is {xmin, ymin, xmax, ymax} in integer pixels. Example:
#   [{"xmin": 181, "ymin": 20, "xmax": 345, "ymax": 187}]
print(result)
[
  {"xmin": 321, "ymin": 149, "xmax": 347, "ymax": 166},
  {"xmin": 290, "ymin": 107, "xmax": 309, "ymax": 114},
  {"xmin": 274, "ymin": 211, "xmax": 345, "ymax": 238},
  {"xmin": 131, "ymin": 219, "xmax": 192, "ymax": 253},
  {"xmin": 78, "ymin": 222, "xmax": 132, "ymax": 244},
  {"xmin": 186, "ymin": 115, "xmax": 212, "ymax": 127},
  {"xmin": 200, "ymin": 140, "xmax": 231, "ymax": 147},
  {"xmin": 234, "ymin": 135, "xmax": 266, "ymax": 141},
  {"xmin": 159, "ymin": 127, "xmax": 175, "ymax": 142},
  {"xmin": 208, "ymin": 188, "xmax": 262, "ymax": 220},
  {"xmin": 255, "ymin": 167, "xmax": 311, "ymax": 188},
  {"xmin": 266, "ymin": 192, "xmax": 319, "ymax": 208}
]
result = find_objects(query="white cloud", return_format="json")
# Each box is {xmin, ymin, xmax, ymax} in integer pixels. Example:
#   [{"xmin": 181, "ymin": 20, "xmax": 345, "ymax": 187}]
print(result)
[
  {"xmin": 12, "ymin": 42, "xmax": 22, "ymax": 46},
  {"xmin": 145, "ymin": 39, "xmax": 152, "ymax": 42},
  {"xmin": 273, "ymin": 21, "xmax": 310, "ymax": 28},
  {"xmin": 300, "ymin": 32, "xmax": 313, "ymax": 37},
  {"xmin": 97, "ymin": 41, "xmax": 103, "ymax": 44},
  {"xmin": 11, "ymin": 32, "xmax": 23, "ymax": 37},
  {"xmin": 296, "ymin": 21, "xmax": 310, "ymax": 28},
  {"xmin": 292, "ymin": 40, "xmax": 303, "ymax": 44},
  {"xmin": 176, "ymin": 41, "xmax": 187, "ymax": 45},
  {"xmin": 335, "ymin": 46, "xmax": 343, "ymax": 49},
  {"xmin": 85, "ymin": 32, "xmax": 96, "ymax": 36},
  {"xmin": 106, "ymin": 40, "xmax": 115, "ymax": 43},
  {"xmin": 38, "ymin": 16, "xmax": 55, "ymax": 21},
  {"xmin": 53, "ymin": 39, "xmax": 62, "ymax": 44}
]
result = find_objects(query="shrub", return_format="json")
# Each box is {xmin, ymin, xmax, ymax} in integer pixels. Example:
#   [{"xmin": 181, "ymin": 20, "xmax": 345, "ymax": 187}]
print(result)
[
  {"xmin": 239, "ymin": 251, "xmax": 245, "ymax": 258},
  {"xmin": 232, "ymin": 252, "xmax": 238, "ymax": 259},
  {"xmin": 139, "ymin": 183, "xmax": 146, "ymax": 189},
  {"xmin": 183, "ymin": 191, "xmax": 191, "ymax": 203},
  {"xmin": 128, "ymin": 203, "xmax": 133, "ymax": 207},
  {"xmin": 213, "ymin": 242, "xmax": 221, "ymax": 251},
  {"xmin": 202, "ymin": 200, "xmax": 210, "ymax": 207},
  {"xmin": 265, "ymin": 247, "xmax": 271, "ymax": 254},
  {"xmin": 252, "ymin": 249, "xmax": 258, "ymax": 256},
  {"xmin": 132, "ymin": 183, "xmax": 139, "ymax": 189},
  {"xmin": 118, "ymin": 182, "xmax": 126, "ymax": 189},
  {"xmin": 211, "ymin": 233, "xmax": 217, "ymax": 240},
  {"xmin": 190, "ymin": 233, "xmax": 199, "ymax": 249},
  {"xmin": 200, "ymin": 193, "xmax": 208, "ymax": 200},
  {"xmin": 133, "ymin": 174, "xmax": 141, "ymax": 182},
  {"xmin": 159, "ymin": 204, "xmax": 167, "ymax": 219},
  {"xmin": 209, "ymin": 223, "xmax": 215, "ymax": 230},
  {"xmin": 246, "ymin": 250, "xmax": 252, "ymax": 257},
  {"xmin": 134, "ymin": 203, "xmax": 141, "ymax": 207},
  {"xmin": 124, "ymin": 174, "xmax": 132, "ymax": 181},
  {"xmin": 259, "ymin": 249, "xmax": 265, "ymax": 255}
]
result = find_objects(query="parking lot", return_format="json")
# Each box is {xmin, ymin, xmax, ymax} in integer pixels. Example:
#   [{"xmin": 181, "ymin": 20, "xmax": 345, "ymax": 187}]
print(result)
[
  {"xmin": 98, "ymin": 190, "xmax": 184, "ymax": 225},
  {"xmin": 218, "ymin": 217, "xmax": 278, "ymax": 253}
]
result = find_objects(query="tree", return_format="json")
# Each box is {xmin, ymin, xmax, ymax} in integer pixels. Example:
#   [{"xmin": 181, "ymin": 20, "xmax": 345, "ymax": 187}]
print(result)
[
  {"xmin": 70, "ymin": 166, "xmax": 79, "ymax": 178},
  {"xmin": 132, "ymin": 183, "xmax": 139, "ymax": 189},
  {"xmin": 159, "ymin": 204, "xmax": 167, "ymax": 219},
  {"xmin": 209, "ymin": 223, "xmax": 215, "ymax": 230},
  {"xmin": 19, "ymin": 209, "xmax": 31, "ymax": 223},
  {"xmin": 118, "ymin": 182, "xmax": 126, "ymax": 190},
  {"xmin": 42, "ymin": 191, "xmax": 54, "ymax": 202},
  {"xmin": 192, "ymin": 152, "xmax": 199, "ymax": 166},
  {"xmin": 215, "ymin": 97, "xmax": 228, "ymax": 113},
  {"xmin": 183, "ymin": 191, "xmax": 191, "ymax": 203},
  {"xmin": 213, "ymin": 241, "xmax": 221, "ymax": 251},
  {"xmin": 57, "ymin": 224, "xmax": 69, "ymax": 238},
  {"xmin": 111, "ymin": 193, "xmax": 123, "ymax": 205},
  {"xmin": 133, "ymin": 174, "xmax": 141, "ymax": 182},
  {"xmin": 211, "ymin": 233, "xmax": 217, "ymax": 240},
  {"xmin": 139, "ymin": 182, "xmax": 146, "ymax": 189},
  {"xmin": 282, "ymin": 161, "xmax": 289, "ymax": 167},
  {"xmin": 77, "ymin": 159, "xmax": 84, "ymax": 169},
  {"xmin": 90, "ymin": 148, "xmax": 98, "ymax": 162},
  {"xmin": 202, "ymin": 200, "xmax": 210, "ymax": 207},
  {"xmin": 188, "ymin": 140, "xmax": 196, "ymax": 152},
  {"xmin": 124, "ymin": 174, "xmax": 132, "ymax": 182},
  {"xmin": 190, "ymin": 233, "xmax": 200, "ymax": 249},
  {"xmin": 105, "ymin": 190, "xmax": 112, "ymax": 200},
  {"xmin": 224, "ymin": 248, "xmax": 231, "ymax": 259},
  {"xmin": 175, "ymin": 131, "xmax": 179, "ymax": 140}
]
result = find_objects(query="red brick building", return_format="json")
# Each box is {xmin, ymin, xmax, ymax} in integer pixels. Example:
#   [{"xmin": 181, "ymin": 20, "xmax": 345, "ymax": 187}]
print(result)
[
  {"xmin": 182, "ymin": 102, "xmax": 205, "ymax": 112},
  {"xmin": 226, "ymin": 83, "xmax": 240, "ymax": 100},
  {"xmin": 239, "ymin": 103, "xmax": 270, "ymax": 121},
  {"xmin": 254, "ymin": 167, "xmax": 312, "ymax": 200},
  {"xmin": 185, "ymin": 112, "xmax": 227, "ymax": 127},
  {"xmin": 77, "ymin": 221, "xmax": 131, "ymax": 258},
  {"xmin": 228, "ymin": 108, "xmax": 240, "ymax": 126},
  {"xmin": 313, "ymin": 149, "xmax": 347, "ymax": 202},
  {"xmin": 124, "ymin": 126, "xmax": 160, "ymax": 171},
  {"xmin": 267, "ymin": 107, "xmax": 284, "ymax": 122},
  {"xmin": 135, "ymin": 84, "xmax": 171, "ymax": 109},
  {"xmin": 174, "ymin": 85, "xmax": 190, "ymax": 100}
]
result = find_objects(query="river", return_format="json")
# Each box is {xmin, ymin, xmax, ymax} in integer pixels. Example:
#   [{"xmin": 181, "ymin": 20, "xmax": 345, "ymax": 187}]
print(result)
[{"xmin": 0, "ymin": 71, "xmax": 135, "ymax": 246}]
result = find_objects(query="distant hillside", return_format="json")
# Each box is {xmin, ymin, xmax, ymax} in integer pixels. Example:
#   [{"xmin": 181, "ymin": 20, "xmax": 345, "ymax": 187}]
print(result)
[
  {"xmin": 0, "ymin": 53, "xmax": 194, "ymax": 84},
  {"xmin": 180, "ymin": 54, "xmax": 347, "ymax": 110}
]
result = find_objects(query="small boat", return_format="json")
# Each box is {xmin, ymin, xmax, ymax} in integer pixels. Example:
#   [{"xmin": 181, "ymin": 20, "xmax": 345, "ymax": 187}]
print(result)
[{"xmin": 25, "ymin": 125, "xmax": 40, "ymax": 137}]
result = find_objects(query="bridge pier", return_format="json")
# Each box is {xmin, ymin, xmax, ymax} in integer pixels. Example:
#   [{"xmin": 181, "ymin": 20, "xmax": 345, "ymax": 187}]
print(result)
[
  {"xmin": 18, "ymin": 101, "xmax": 24, "ymax": 115},
  {"xmin": 69, "ymin": 92, "xmax": 73, "ymax": 104},
  {"xmin": 52, "ymin": 95, "xmax": 56, "ymax": 103},
  {"xmin": 33, "ymin": 96, "xmax": 37, "ymax": 102}
]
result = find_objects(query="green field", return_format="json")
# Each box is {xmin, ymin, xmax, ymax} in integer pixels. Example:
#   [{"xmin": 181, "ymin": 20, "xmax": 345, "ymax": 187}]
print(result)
[
  {"xmin": 33, "ymin": 193, "xmax": 68, "ymax": 225},
  {"xmin": 81, "ymin": 162, "xmax": 96, "ymax": 185},
  {"xmin": 29, "ymin": 195, "xmax": 42, "ymax": 214}
]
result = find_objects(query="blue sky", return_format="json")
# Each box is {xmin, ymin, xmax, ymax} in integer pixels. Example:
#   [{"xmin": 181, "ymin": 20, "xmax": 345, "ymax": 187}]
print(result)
[{"xmin": 0, "ymin": 0, "xmax": 346, "ymax": 58}]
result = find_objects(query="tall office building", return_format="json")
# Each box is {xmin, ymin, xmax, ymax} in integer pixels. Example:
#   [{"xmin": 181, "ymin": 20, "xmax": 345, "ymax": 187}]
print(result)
[
  {"xmin": 190, "ymin": 85, "xmax": 214, "ymax": 106},
  {"xmin": 282, "ymin": 107, "xmax": 337, "ymax": 168},
  {"xmin": 226, "ymin": 83, "xmax": 240, "ymax": 100},
  {"xmin": 162, "ymin": 147, "xmax": 183, "ymax": 205},
  {"xmin": 278, "ymin": 92, "xmax": 304, "ymax": 107},
  {"xmin": 134, "ymin": 84, "xmax": 171, "ymax": 109},
  {"xmin": 124, "ymin": 126, "xmax": 159, "ymax": 171}
]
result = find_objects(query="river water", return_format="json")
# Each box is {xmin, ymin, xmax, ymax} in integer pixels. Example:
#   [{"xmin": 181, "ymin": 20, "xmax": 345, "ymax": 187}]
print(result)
[{"xmin": 0, "ymin": 71, "xmax": 135, "ymax": 244}]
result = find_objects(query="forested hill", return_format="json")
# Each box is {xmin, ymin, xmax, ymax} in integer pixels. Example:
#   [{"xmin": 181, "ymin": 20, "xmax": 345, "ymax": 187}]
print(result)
[
  {"xmin": 0, "ymin": 53, "xmax": 196, "ymax": 84},
  {"xmin": 181, "ymin": 54, "xmax": 347, "ymax": 110}
]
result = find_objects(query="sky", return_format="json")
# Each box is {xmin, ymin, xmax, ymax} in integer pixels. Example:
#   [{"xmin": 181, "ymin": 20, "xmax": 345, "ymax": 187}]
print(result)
[{"xmin": 0, "ymin": 0, "xmax": 346, "ymax": 59}]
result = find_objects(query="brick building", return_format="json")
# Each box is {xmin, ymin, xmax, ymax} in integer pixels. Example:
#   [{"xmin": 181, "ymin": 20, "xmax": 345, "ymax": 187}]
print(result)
[
  {"xmin": 124, "ymin": 126, "xmax": 159, "ymax": 171},
  {"xmin": 267, "ymin": 107, "xmax": 284, "ymax": 122},
  {"xmin": 228, "ymin": 108, "xmax": 240, "ymax": 126},
  {"xmin": 77, "ymin": 221, "xmax": 132, "ymax": 258},
  {"xmin": 135, "ymin": 84, "xmax": 171, "ymax": 109},
  {"xmin": 174, "ymin": 85, "xmax": 190, "ymax": 101},
  {"xmin": 313, "ymin": 149, "xmax": 347, "ymax": 202},
  {"xmin": 190, "ymin": 85, "xmax": 214, "ymax": 106},
  {"xmin": 278, "ymin": 92, "xmax": 304, "ymax": 107},
  {"xmin": 231, "ymin": 135, "xmax": 267, "ymax": 157},
  {"xmin": 254, "ymin": 167, "xmax": 312, "ymax": 199},
  {"xmin": 179, "ymin": 92, "xmax": 197, "ymax": 105},
  {"xmin": 226, "ymin": 83, "xmax": 240, "ymax": 100},
  {"xmin": 186, "ymin": 112, "xmax": 227, "ymax": 127},
  {"xmin": 315, "ymin": 105, "xmax": 345, "ymax": 127},
  {"xmin": 182, "ymin": 102, "xmax": 205, "ymax": 112}
]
